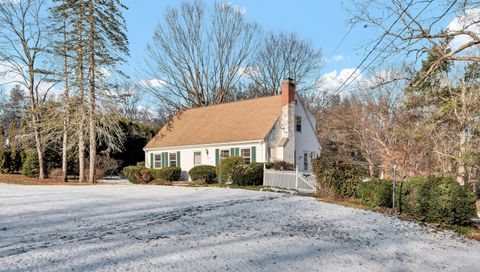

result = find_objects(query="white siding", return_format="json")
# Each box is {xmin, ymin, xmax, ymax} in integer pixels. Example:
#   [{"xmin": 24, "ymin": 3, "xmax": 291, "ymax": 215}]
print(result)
[
  {"xmin": 294, "ymin": 94, "xmax": 321, "ymax": 173},
  {"xmin": 145, "ymin": 141, "xmax": 265, "ymax": 181}
]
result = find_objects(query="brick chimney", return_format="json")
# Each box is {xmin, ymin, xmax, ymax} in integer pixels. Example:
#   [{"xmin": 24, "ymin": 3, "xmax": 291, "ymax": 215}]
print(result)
[
  {"xmin": 281, "ymin": 78, "xmax": 296, "ymax": 106},
  {"xmin": 278, "ymin": 78, "xmax": 296, "ymax": 165}
]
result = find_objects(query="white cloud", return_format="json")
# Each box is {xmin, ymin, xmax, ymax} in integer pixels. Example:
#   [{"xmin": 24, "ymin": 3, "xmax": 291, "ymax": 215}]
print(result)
[
  {"xmin": 317, "ymin": 68, "xmax": 363, "ymax": 94},
  {"xmin": 219, "ymin": 2, "xmax": 246, "ymax": 14},
  {"xmin": 140, "ymin": 78, "xmax": 166, "ymax": 88},
  {"xmin": 322, "ymin": 55, "xmax": 345, "ymax": 63},
  {"xmin": 447, "ymin": 8, "xmax": 480, "ymax": 53}
]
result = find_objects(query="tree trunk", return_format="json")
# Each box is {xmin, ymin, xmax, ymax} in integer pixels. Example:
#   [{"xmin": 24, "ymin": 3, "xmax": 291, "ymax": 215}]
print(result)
[
  {"xmin": 61, "ymin": 15, "xmax": 69, "ymax": 183},
  {"xmin": 28, "ymin": 68, "xmax": 44, "ymax": 179},
  {"xmin": 77, "ymin": 3, "xmax": 86, "ymax": 183},
  {"xmin": 87, "ymin": 0, "xmax": 96, "ymax": 183}
]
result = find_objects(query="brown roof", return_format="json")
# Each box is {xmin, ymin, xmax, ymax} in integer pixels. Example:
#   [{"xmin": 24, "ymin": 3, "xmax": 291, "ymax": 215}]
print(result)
[{"xmin": 145, "ymin": 95, "xmax": 283, "ymax": 149}]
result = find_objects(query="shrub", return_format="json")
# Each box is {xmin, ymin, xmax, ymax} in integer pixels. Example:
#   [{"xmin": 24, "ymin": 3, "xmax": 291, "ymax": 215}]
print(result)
[
  {"xmin": 21, "ymin": 153, "xmax": 40, "ymax": 178},
  {"xmin": 122, "ymin": 165, "xmax": 143, "ymax": 184},
  {"xmin": 48, "ymin": 168, "xmax": 63, "ymax": 179},
  {"xmin": 399, "ymin": 176, "xmax": 477, "ymax": 225},
  {"xmin": 312, "ymin": 157, "xmax": 366, "ymax": 198},
  {"xmin": 267, "ymin": 160, "xmax": 294, "ymax": 171},
  {"xmin": 357, "ymin": 179, "xmax": 392, "ymax": 208},
  {"xmin": 231, "ymin": 163, "xmax": 264, "ymax": 186},
  {"xmin": 216, "ymin": 156, "xmax": 245, "ymax": 183},
  {"xmin": 0, "ymin": 168, "xmax": 8, "ymax": 174},
  {"xmin": 189, "ymin": 165, "xmax": 217, "ymax": 184},
  {"xmin": 136, "ymin": 161, "xmax": 145, "ymax": 167},
  {"xmin": 150, "ymin": 167, "xmax": 182, "ymax": 181}
]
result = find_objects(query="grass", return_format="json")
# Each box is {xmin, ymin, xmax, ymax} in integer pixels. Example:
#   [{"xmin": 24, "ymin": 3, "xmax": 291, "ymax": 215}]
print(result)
[
  {"xmin": 316, "ymin": 194, "xmax": 480, "ymax": 241},
  {"xmin": 0, "ymin": 173, "xmax": 95, "ymax": 185}
]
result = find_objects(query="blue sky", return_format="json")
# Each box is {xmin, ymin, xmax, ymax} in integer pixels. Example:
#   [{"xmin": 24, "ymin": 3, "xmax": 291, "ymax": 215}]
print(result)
[{"xmin": 122, "ymin": 0, "xmax": 378, "ymax": 85}]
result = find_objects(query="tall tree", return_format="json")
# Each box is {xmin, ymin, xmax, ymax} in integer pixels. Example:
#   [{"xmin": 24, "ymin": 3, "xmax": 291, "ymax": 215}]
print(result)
[
  {"xmin": 0, "ymin": 0, "xmax": 55, "ymax": 179},
  {"xmin": 248, "ymin": 32, "xmax": 323, "ymax": 96},
  {"xmin": 85, "ymin": 0, "xmax": 129, "ymax": 183},
  {"xmin": 144, "ymin": 0, "xmax": 259, "ymax": 110}
]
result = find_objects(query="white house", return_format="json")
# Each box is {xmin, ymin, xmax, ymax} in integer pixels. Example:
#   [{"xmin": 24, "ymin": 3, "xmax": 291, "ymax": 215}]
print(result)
[{"xmin": 144, "ymin": 78, "xmax": 321, "ymax": 180}]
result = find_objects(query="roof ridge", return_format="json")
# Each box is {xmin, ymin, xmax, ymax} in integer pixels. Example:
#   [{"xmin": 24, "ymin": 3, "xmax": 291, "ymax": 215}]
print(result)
[{"xmin": 183, "ymin": 94, "xmax": 280, "ymax": 112}]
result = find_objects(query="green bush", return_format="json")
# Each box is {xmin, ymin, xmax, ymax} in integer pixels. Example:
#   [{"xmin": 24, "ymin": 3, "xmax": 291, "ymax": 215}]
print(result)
[
  {"xmin": 357, "ymin": 179, "xmax": 392, "ymax": 208},
  {"xmin": 21, "ymin": 153, "xmax": 40, "ymax": 178},
  {"xmin": 312, "ymin": 157, "xmax": 366, "ymax": 198},
  {"xmin": 122, "ymin": 165, "xmax": 143, "ymax": 184},
  {"xmin": 266, "ymin": 161, "xmax": 294, "ymax": 171},
  {"xmin": 216, "ymin": 156, "xmax": 245, "ymax": 183},
  {"xmin": 150, "ymin": 167, "xmax": 182, "ymax": 181},
  {"xmin": 399, "ymin": 176, "xmax": 477, "ymax": 225},
  {"xmin": 189, "ymin": 165, "xmax": 217, "ymax": 184},
  {"xmin": 231, "ymin": 163, "xmax": 264, "ymax": 186}
]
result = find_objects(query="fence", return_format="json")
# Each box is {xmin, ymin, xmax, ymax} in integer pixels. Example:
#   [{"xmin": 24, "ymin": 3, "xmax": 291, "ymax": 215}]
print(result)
[{"xmin": 263, "ymin": 166, "xmax": 316, "ymax": 194}]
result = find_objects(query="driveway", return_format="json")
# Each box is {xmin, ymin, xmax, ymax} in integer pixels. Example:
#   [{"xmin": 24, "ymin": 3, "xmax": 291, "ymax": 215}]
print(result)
[{"xmin": 0, "ymin": 183, "xmax": 479, "ymax": 271}]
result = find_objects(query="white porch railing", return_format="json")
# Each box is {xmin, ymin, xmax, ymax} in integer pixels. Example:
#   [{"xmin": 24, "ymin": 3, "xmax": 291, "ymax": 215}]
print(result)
[{"xmin": 263, "ymin": 166, "xmax": 316, "ymax": 194}]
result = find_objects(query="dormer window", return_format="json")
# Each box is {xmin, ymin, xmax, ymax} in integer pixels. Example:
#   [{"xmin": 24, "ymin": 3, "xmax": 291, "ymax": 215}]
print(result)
[{"xmin": 296, "ymin": 116, "xmax": 302, "ymax": 132}]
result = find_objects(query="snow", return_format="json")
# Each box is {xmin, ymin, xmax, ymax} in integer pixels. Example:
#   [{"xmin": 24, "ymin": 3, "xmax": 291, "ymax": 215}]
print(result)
[{"xmin": 0, "ymin": 183, "xmax": 479, "ymax": 272}]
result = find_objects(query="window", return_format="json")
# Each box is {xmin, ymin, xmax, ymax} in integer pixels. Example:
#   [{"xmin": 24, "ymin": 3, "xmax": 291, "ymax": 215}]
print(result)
[
  {"xmin": 169, "ymin": 153, "xmax": 177, "ymax": 167},
  {"xmin": 194, "ymin": 151, "xmax": 201, "ymax": 166},
  {"xmin": 303, "ymin": 152, "xmax": 308, "ymax": 171},
  {"xmin": 241, "ymin": 148, "xmax": 251, "ymax": 164},
  {"xmin": 154, "ymin": 154, "xmax": 162, "ymax": 169},
  {"xmin": 296, "ymin": 116, "xmax": 302, "ymax": 132},
  {"xmin": 220, "ymin": 149, "xmax": 230, "ymax": 159}
]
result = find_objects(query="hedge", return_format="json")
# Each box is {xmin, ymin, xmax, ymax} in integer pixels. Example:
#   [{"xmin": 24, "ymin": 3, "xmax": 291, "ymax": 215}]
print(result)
[
  {"xmin": 356, "ymin": 179, "xmax": 392, "ymax": 208},
  {"xmin": 231, "ymin": 163, "xmax": 264, "ymax": 186},
  {"xmin": 151, "ymin": 167, "xmax": 182, "ymax": 181},
  {"xmin": 189, "ymin": 165, "xmax": 217, "ymax": 184},
  {"xmin": 399, "ymin": 176, "xmax": 477, "ymax": 225},
  {"xmin": 122, "ymin": 166, "xmax": 181, "ymax": 184},
  {"xmin": 266, "ymin": 161, "xmax": 294, "ymax": 171},
  {"xmin": 312, "ymin": 157, "xmax": 366, "ymax": 198},
  {"xmin": 216, "ymin": 156, "xmax": 245, "ymax": 183}
]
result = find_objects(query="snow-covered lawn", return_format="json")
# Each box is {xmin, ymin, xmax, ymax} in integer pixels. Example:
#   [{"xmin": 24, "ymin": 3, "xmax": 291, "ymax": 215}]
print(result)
[{"xmin": 0, "ymin": 183, "xmax": 479, "ymax": 272}]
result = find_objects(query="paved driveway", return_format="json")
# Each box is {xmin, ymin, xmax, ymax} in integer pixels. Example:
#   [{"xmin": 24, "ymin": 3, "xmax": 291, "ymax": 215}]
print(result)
[{"xmin": 0, "ymin": 183, "xmax": 479, "ymax": 271}]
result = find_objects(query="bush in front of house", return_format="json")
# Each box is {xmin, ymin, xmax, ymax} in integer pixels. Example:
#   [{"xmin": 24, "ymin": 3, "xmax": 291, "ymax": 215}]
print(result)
[
  {"xmin": 216, "ymin": 156, "xmax": 245, "ymax": 183},
  {"xmin": 312, "ymin": 156, "xmax": 366, "ymax": 198},
  {"xmin": 189, "ymin": 165, "xmax": 217, "ymax": 184},
  {"xmin": 231, "ymin": 163, "xmax": 264, "ymax": 186},
  {"xmin": 150, "ymin": 166, "xmax": 182, "ymax": 181},
  {"xmin": 122, "ymin": 165, "xmax": 144, "ymax": 184},
  {"xmin": 356, "ymin": 179, "xmax": 392, "ymax": 208},
  {"xmin": 266, "ymin": 160, "xmax": 294, "ymax": 171},
  {"xmin": 399, "ymin": 176, "xmax": 477, "ymax": 225}
]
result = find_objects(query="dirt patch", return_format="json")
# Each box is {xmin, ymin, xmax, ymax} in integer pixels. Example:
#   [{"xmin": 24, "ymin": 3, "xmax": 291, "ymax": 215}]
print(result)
[{"xmin": 0, "ymin": 174, "xmax": 90, "ymax": 185}]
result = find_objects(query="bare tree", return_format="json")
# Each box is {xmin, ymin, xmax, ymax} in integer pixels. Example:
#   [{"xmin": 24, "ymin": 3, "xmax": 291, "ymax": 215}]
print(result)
[
  {"xmin": 0, "ymin": 0, "xmax": 55, "ymax": 179},
  {"xmin": 350, "ymin": 0, "xmax": 480, "ymax": 88},
  {"xmin": 248, "ymin": 32, "xmax": 323, "ymax": 96},
  {"xmin": 144, "ymin": 0, "xmax": 259, "ymax": 110}
]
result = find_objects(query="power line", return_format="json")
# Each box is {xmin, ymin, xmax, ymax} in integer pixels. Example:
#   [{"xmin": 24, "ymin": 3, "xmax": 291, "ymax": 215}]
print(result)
[{"xmin": 322, "ymin": 0, "xmax": 434, "ymax": 106}]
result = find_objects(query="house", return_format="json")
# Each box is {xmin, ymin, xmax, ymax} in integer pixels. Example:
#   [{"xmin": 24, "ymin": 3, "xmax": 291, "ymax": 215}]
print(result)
[{"xmin": 143, "ymin": 78, "xmax": 321, "ymax": 180}]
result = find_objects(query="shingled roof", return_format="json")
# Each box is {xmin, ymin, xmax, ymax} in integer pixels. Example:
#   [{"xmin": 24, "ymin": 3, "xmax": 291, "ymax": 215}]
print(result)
[{"xmin": 144, "ymin": 95, "xmax": 283, "ymax": 149}]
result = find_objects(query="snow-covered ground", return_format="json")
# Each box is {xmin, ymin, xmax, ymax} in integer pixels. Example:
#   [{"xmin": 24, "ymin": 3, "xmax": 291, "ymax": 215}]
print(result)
[{"xmin": 0, "ymin": 183, "xmax": 479, "ymax": 272}]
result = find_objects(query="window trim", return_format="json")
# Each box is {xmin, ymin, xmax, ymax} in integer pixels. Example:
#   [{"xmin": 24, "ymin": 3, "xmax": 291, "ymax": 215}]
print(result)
[
  {"xmin": 220, "ymin": 149, "xmax": 230, "ymax": 159},
  {"xmin": 296, "ymin": 116, "xmax": 302, "ymax": 132},
  {"xmin": 169, "ymin": 152, "xmax": 177, "ymax": 167},
  {"xmin": 193, "ymin": 151, "xmax": 202, "ymax": 166},
  {"xmin": 241, "ymin": 148, "xmax": 251, "ymax": 164},
  {"xmin": 154, "ymin": 154, "xmax": 162, "ymax": 169}
]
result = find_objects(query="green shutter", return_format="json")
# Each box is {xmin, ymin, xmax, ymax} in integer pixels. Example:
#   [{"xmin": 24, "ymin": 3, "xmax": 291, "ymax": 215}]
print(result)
[
  {"xmin": 150, "ymin": 153, "xmax": 154, "ymax": 169},
  {"xmin": 235, "ymin": 148, "xmax": 240, "ymax": 156},
  {"xmin": 176, "ymin": 151, "xmax": 181, "ymax": 167},
  {"xmin": 251, "ymin": 146, "xmax": 256, "ymax": 163},
  {"xmin": 162, "ymin": 152, "xmax": 168, "ymax": 168},
  {"xmin": 215, "ymin": 149, "xmax": 220, "ymax": 165}
]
